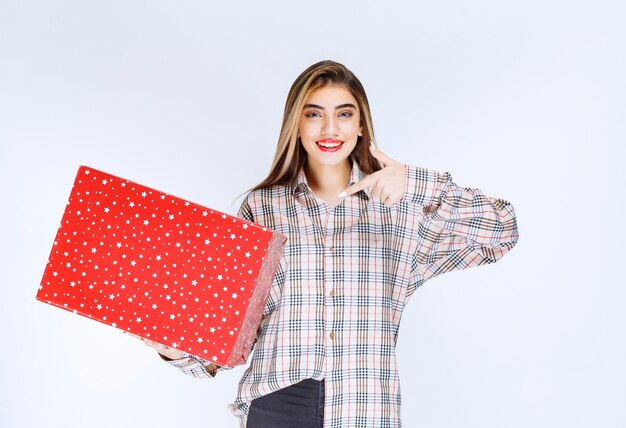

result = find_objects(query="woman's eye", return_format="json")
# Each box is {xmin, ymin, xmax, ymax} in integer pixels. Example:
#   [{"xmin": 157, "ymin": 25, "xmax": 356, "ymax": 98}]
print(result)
[
  {"xmin": 338, "ymin": 111, "xmax": 354, "ymax": 118},
  {"xmin": 304, "ymin": 111, "xmax": 321, "ymax": 118}
]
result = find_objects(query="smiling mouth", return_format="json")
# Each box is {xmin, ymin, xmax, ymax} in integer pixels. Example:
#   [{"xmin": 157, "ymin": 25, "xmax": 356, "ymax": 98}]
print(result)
[{"xmin": 316, "ymin": 140, "xmax": 344, "ymax": 151}]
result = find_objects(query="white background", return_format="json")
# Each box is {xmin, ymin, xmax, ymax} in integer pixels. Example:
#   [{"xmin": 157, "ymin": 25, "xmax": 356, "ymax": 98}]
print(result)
[{"xmin": 1, "ymin": 1, "xmax": 624, "ymax": 427}]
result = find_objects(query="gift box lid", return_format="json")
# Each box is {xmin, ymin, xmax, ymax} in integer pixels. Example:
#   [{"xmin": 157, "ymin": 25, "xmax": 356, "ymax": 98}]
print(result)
[{"xmin": 37, "ymin": 166, "xmax": 286, "ymax": 367}]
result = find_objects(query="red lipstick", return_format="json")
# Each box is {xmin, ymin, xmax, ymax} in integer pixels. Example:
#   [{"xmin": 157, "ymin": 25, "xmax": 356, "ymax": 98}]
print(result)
[{"xmin": 316, "ymin": 139, "xmax": 344, "ymax": 152}]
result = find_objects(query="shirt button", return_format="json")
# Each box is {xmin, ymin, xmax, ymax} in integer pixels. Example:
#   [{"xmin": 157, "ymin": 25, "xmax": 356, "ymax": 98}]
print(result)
[
  {"xmin": 329, "ymin": 289, "xmax": 335, "ymax": 297},
  {"xmin": 330, "ymin": 245, "xmax": 335, "ymax": 253},
  {"xmin": 329, "ymin": 331, "xmax": 335, "ymax": 340}
]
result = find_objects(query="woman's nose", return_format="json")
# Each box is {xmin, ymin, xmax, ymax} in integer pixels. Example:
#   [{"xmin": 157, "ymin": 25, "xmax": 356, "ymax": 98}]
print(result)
[{"xmin": 321, "ymin": 117, "xmax": 338, "ymax": 135}]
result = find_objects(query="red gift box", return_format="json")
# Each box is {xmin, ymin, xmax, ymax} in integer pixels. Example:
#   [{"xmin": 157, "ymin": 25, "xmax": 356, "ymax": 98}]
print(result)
[{"xmin": 37, "ymin": 166, "xmax": 286, "ymax": 368}]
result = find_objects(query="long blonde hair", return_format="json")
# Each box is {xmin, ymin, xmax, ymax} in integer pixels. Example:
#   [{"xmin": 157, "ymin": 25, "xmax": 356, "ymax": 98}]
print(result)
[{"xmin": 247, "ymin": 60, "xmax": 381, "ymax": 194}]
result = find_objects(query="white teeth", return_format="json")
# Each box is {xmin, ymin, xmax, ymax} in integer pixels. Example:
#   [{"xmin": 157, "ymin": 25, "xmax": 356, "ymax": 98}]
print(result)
[{"xmin": 318, "ymin": 142, "xmax": 342, "ymax": 148}]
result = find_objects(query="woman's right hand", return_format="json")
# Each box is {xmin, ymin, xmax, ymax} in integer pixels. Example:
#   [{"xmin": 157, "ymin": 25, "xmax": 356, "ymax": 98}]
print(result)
[
  {"xmin": 127, "ymin": 333, "xmax": 185, "ymax": 360},
  {"xmin": 128, "ymin": 332, "xmax": 221, "ymax": 375}
]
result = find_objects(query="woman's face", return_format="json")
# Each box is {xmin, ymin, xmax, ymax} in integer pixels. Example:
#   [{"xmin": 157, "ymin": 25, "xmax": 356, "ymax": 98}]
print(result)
[{"xmin": 298, "ymin": 85, "xmax": 362, "ymax": 169}]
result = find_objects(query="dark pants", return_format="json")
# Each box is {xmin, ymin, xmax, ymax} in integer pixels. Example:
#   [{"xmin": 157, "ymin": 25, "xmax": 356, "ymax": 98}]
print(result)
[{"xmin": 247, "ymin": 378, "xmax": 325, "ymax": 428}]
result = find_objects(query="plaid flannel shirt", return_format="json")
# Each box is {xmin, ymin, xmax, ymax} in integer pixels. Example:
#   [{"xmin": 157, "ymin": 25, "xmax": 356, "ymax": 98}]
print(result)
[{"xmin": 166, "ymin": 159, "xmax": 519, "ymax": 427}]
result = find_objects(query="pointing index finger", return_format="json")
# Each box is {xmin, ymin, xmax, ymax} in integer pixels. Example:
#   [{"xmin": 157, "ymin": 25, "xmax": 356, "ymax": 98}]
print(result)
[{"xmin": 339, "ymin": 176, "xmax": 372, "ymax": 198}]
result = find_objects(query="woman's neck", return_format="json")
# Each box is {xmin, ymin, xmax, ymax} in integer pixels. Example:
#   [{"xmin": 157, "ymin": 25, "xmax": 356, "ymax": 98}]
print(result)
[{"xmin": 304, "ymin": 160, "xmax": 352, "ymax": 198}]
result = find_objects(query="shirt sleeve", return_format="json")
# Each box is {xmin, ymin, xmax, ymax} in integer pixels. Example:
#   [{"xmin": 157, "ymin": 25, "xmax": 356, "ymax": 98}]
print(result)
[
  {"xmin": 237, "ymin": 193, "xmax": 255, "ymax": 223},
  {"xmin": 403, "ymin": 165, "xmax": 519, "ymax": 294}
]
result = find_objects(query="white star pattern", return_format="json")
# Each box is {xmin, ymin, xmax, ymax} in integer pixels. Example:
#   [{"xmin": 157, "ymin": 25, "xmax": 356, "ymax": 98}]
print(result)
[{"xmin": 36, "ymin": 166, "xmax": 285, "ymax": 368}]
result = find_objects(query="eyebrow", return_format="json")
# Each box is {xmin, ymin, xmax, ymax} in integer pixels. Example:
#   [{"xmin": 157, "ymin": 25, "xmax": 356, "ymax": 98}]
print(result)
[{"xmin": 303, "ymin": 103, "xmax": 357, "ymax": 110}]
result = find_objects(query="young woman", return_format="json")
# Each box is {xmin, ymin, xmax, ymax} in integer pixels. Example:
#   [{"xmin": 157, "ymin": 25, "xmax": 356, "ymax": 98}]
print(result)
[{"xmin": 142, "ymin": 60, "xmax": 519, "ymax": 428}]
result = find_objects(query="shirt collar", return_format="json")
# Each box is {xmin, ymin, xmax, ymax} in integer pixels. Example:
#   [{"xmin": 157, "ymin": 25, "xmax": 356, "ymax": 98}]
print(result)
[{"xmin": 291, "ymin": 159, "xmax": 372, "ymax": 199}]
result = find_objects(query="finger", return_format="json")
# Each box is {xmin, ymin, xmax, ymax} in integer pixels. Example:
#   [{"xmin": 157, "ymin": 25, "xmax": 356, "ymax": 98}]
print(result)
[
  {"xmin": 381, "ymin": 192, "xmax": 390, "ymax": 207},
  {"xmin": 369, "ymin": 140, "xmax": 384, "ymax": 169},
  {"xmin": 374, "ymin": 184, "xmax": 391, "ymax": 202},
  {"xmin": 383, "ymin": 193, "xmax": 397, "ymax": 207},
  {"xmin": 369, "ymin": 144, "xmax": 397, "ymax": 167},
  {"xmin": 384, "ymin": 189, "xmax": 403, "ymax": 207},
  {"xmin": 339, "ymin": 175, "xmax": 375, "ymax": 198}
]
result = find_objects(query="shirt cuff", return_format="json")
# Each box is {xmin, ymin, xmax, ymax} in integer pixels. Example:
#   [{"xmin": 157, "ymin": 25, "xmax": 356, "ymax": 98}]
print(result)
[
  {"xmin": 402, "ymin": 165, "xmax": 447, "ymax": 206},
  {"xmin": 159, "ymin": 352, "xmax": 218, "ymax": 378}
]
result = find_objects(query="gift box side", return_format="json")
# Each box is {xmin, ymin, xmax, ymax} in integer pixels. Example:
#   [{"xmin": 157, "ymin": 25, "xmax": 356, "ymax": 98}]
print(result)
[
  {"xmin": 226, "ymin": 231, "xmax": 286, "ymax": 367},
  {"xmin": 37, "ymin": 165, "xmax": 90, "ymax": 304}
]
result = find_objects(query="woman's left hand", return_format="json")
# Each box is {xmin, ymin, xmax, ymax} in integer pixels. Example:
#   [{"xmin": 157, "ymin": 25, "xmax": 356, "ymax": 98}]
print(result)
[{"xmin": 339, "ymin": 143, "xmax": 406, "ymax": 207}]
